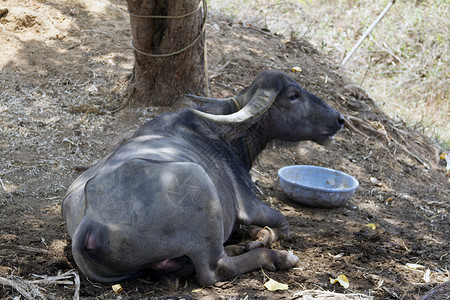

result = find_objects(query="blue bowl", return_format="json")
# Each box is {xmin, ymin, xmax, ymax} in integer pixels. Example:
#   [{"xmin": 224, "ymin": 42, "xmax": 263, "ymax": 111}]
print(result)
[{"xmin": 278, "ymin": 165, "xmax": 359, "ymax": 208}]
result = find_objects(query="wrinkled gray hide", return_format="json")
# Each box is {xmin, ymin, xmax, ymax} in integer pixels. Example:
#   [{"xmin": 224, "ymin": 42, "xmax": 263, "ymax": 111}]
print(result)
[{"xmin": 62, "ymin": 69, "xmax": 344, "ymax": 285}]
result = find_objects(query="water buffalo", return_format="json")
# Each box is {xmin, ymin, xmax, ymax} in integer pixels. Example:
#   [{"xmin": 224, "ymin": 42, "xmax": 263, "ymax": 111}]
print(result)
[{"xmin": 62, "ymin": 69, "xmax": 345, "ymax": 286}]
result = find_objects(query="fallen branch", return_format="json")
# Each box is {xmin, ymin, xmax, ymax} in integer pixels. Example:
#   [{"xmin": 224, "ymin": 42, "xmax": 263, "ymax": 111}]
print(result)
[
  {"xmin": 397, "ymin": 142, "xmax": 430, "ymax": 169},
  {"xmin": 17, "ymin": 245, "xmax": 50, "ymax": 254},
  {"xmin": 342, "ymin": 0, "xmax": 396, "ymax": 66},
  {"xmin": 293, "ymin": 289, "xmax": 373, "ymax": 300},
  {"xmin": 0, "ymin": 276, "xmax": 36, "ymax": 299},
  {"xmin": 0, "ymin": 176, "xmax": 6, "ymax": 191},
  {"xmin": 347, "ymin": 116, "xmax": 389, "ymax": 142},
  {"xmin": 0, "ymin": 276, "xmax": 47, "ymax": 299},
  {"xmin": 344, "ymin": 115, "xmax": 370, "ymax": 140},
  {"xmin": 209, "ymin": 60, "xmax": 231, "ymax": 79},
  {"xmin": 346, "ymin": 115, "xmax": 430, "ymax": 168},
  {"xmin": 0, "ymin": 270, "xmax": 80, "ymax": 300}
]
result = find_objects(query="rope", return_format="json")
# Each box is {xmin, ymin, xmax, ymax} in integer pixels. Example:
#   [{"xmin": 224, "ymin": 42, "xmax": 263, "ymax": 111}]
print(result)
[
  {"xmin": 231, "ymin": 98, "xmax": 241, "ymax": 110},
  {"xmin": 129, "ymin": 0, "xmax": 207, "ymax": 58},
  {"xmin": 128, "ymin": 0, "xmax": 203, "ymax": 19},
  {"xmin": 131, "ymin": 33, "xmax": 203, "ymax": 58}
]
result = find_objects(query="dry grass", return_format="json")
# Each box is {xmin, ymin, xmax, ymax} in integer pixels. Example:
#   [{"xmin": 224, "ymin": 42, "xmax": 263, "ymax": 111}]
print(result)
[{"xmin": 208, "ymin": 0, "xmax": 449, "ymax": 148}]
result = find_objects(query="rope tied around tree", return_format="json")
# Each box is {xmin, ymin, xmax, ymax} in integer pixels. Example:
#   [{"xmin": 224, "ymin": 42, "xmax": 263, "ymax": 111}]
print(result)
[
  {"xmin": 128, "ymin": 0, "xmax": 204, "ymax": 19},
  {"xmin": 128, "ymin": 0, "xmax": 207, "ymax": 58}
]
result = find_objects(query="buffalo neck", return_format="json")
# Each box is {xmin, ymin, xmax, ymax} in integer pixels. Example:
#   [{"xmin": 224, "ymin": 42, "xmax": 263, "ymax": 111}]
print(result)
[
  {"xmin": 230, "ymin": 117, "xmax": 272, "ymax": 170},
  {"xmin": 222, "ymin": 109, "xmax": 272, "ymax": 170},
  {"xmin": 198, "ymin": 101, "xmax": 273, "ymax": 170}
]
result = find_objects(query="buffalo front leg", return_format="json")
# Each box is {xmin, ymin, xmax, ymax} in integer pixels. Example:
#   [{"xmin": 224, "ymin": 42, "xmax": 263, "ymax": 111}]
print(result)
[{"xmin": 191, "ymin": 247, "xmax": 298, "ymax": 286}]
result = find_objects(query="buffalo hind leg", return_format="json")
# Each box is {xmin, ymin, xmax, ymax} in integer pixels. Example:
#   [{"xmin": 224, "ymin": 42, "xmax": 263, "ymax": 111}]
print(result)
[
  {"xmin": 228, "ymin": 226, "xmax": 283, "ymax": 252},
  {"xmin": 224, "ymin": 245, "xmax": 246, "ymax": 256},
  {"xmin": 245, "ymin": 225, "xmax": 282, "ymax": 250},
  {"xmin": 191, "ymin": 247, "xmax": 298, "ymax": 286},
  {"xmin": 240, "ymin": 202, "xmax": 290, "ymax": 250}
]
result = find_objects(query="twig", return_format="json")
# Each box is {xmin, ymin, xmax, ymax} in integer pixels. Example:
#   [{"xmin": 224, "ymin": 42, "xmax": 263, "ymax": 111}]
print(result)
[
  {"xmin": 17, "ymin": 245, "xmax": 50, "ymax": 254},
  {"xmin": 79, "ymin": 29, "xmax": 112, "ymax": 37},
  {"xmin": 360, "ymin": 56, "xmax": 373, "ymax": 86},
  {"xmin": 293, "ymin": 289, "xmax": 373, "ymax": 299},
  {"xmin": 0, "ymin": 176, "xmax": 6, "ymax": 191},
  {"xmin": 372, "ymin": 37, "xmax": 408, "ymax": 68},
  {"xmin": 301, "ymin": 15, "xmax": 316, "ymax": 39},
  {"xmin": 398, "ymin": 143, "xmax": 430, "ymax": 169},
  {"xmin": 0, "ymin": 276, "xmax": 46, "ymax": 299},
  {"xmin": 346, "ymin": 115, "xmax": 389, "ymax": 141},
  {"xmin": 0, "ymin": 270, "xmax": 80, "ymax": 300},
  {"xmin": 342, "ymin": 0, "xmax": 396, "ymax": 66},
  {"xmin": 209, "ymin": 60, "xmax": 231, "ymax": 79},
  {"xmin": 344, "ymin": 115, "xmax": 370, "ymax": 140},
  {"xmin": 73, "ymin": 271, "xmax": 80, "ymax": 300},
  {"xmin": 266, "ymin": 1, "xmax": 303, "ymax": 10},
  {"xmin": 254, "ymin": 183, "xmax": 265, "ymax": 196},
  {"xmin": 251, "ymin": 167, "xmax": 264, "ymax": 176}
]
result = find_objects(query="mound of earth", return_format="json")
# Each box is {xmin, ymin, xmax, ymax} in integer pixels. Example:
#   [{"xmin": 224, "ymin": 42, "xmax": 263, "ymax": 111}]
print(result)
[{"xmin": 0, "ymin": 0, "xmax": 448, "ymax": 299}]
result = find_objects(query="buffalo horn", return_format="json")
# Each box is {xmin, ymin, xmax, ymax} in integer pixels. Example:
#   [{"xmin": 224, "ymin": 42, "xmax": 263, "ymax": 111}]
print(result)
[
  {"xmin": 191, "ymin": 89, "xmax": 277, "ymax": 125},
  {"xmin": 186, "ymin": 94, "xmax": 236, "ymax": 102}
]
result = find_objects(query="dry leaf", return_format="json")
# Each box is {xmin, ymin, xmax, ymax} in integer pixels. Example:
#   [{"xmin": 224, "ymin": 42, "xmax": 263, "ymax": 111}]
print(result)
[
  {"xmin": 366, "ymin": 223, "xmax": 376, "ymax": 230},
  {"xmin": 370, "ymin": 177, "xmax": 389, "ymax": 189},
  {"xmin": 264, "ymin": 278, "xmax": 289, "ymax": 291},
  {"xmin": 111, "ymin": 284, "xmax": 122, "ymax": 293},
  {"xmin": 330, "ymin": 274, "xmax": 350, "ymax": 289},
  {"xmin": 406, "ymin": 263, "xmax": 426, "ymax": 270},
  {"xmin": 0, "ymin": 266, "xmax": 12, "ymax": 276},
  {"xmin": 191, "ymin": 288, "xmax": 203, "ymax": 293},
  {"xmin": 370, "ymin": 177, "xmax": 379, "ymax": 185}
]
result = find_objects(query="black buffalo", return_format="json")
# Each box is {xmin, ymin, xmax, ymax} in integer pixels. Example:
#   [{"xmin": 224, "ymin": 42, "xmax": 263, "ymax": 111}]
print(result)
[{"xmin": 62, "ymin": 69, "xmax": 345, "ymax": 285}]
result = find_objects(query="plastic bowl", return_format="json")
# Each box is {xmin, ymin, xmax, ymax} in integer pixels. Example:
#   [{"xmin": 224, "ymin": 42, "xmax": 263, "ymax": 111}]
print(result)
[{"xmin": 278, "ymin": 165, "xmax": 359, "ymax": 208}]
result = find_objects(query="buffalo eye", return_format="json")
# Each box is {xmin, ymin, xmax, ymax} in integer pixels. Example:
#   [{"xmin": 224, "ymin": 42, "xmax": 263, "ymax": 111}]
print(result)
[{"xmin": 288, "ymin": 93, "xmax": 299, "ymax": 102}]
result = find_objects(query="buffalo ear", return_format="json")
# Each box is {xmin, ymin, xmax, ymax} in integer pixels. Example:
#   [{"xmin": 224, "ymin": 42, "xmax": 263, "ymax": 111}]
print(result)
[{"xmin": 191, "ymin": 89, "xmax": 278, "ymax": 125}]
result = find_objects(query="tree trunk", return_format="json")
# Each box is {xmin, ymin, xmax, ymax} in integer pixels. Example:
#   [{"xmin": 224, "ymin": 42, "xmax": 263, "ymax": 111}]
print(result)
[{"xmin": 126, "ymin": 0, "xmax": 207, "ymax": 107}]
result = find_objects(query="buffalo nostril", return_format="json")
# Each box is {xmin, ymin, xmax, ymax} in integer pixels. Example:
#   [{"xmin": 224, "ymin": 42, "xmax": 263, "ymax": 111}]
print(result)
[
  {"xmin": 337, "ymin": 115, "xmax": 345, "ymax": 127},
  {"xmin": 84, "ymin": 231, "xmax": 97, "ymax": 253},
  {"xmin": 74, "ymin": 219, "xmax": 109, "ymax": 260}
]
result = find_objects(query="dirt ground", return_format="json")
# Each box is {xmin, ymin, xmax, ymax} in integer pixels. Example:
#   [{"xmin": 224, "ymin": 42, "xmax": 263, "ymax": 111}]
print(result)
[{"xmin": 0, "ymin": 0, "xmax": 448, "ymax": 299}]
